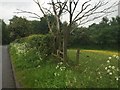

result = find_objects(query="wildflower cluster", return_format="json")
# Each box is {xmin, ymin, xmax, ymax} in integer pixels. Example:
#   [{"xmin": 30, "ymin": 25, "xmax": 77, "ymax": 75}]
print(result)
[
  {"xmin": 104, "ymin": 55, "xmax": 119, "ymax": 81},
  {"xmin": 56, "ymin": 62, "xmax": 66, "ymax": 71},
  {"xmin": 11, "ymin": 42, "xmax": 29, "ymax": 55},
  {"xmin": 65, "ymin": 76, "xmax": 77, "ymax": 87},
  {"xmin": 53, "ymin": 62, "xmax": 67, "ymax": 77},
  {"xmin": 112, "ymin": 55, "xmax": 119, "ymax": 60}
]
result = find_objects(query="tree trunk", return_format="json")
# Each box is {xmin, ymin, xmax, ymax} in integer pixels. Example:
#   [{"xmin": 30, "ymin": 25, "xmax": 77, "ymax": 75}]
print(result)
[
  {"xmin": 55, "ymin": 15, "xmax": 63, "ymax": 58},
  {"xmin": 63, "ymin": 29, "xmax": 68, "ymax": 63}
]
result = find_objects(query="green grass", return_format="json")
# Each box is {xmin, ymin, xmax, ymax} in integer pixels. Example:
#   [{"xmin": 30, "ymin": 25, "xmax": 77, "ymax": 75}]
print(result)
[{"xmin": 9, "ymin": 43, "xmax": 119, "ymax": 88}]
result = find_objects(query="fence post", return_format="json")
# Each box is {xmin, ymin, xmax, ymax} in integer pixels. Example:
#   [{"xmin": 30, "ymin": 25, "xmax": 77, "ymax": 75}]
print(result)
[{"xmin": 76, "ymin": 49, "xmax": 80, "ymax": 65}]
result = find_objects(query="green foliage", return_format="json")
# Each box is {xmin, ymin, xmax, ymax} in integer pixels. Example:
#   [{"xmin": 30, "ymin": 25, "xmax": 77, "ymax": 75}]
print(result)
[
  {"xmin": 7, "ymin": 15, "xmax": 52, "ymax": 43},
  {"xmin": 70, "ymin": 27, "xmax": 92, "ymax": 46},
  {"xmin": 8, "ymin": 16, "xmax": 31, "ymax": 41},
  {"xmin": 30, "ymin": 19, "xmax": 49, "ymax": 34},
  {"xmin": 26, "ymin": 34, "xmax": 54, "ymax": 58},
  {"xmin": 2, "ymin": 20, "xmax": 10, "ymax": 45},
  {"xmin": 70, "ymin": 16, "xmax": 120, "ymax": 50},
  {"xmin": 13, "ymin": 34, "xmax": 54, "ymax": 59},
  {"xmin": 9, "ymin": 41, "xmax": 119, "ymax": 88}
]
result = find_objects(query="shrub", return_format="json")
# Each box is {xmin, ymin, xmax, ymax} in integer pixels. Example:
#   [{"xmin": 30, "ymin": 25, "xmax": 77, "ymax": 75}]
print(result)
[{"xmin": 24, "ymin": 34, "xmax": 54, "ymax": 59}]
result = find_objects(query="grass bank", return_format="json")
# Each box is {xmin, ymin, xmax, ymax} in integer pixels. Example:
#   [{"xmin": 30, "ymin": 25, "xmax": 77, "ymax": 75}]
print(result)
[{"xmin": 9, "ymin": 40, "xmax": 119, "ymax": 88}]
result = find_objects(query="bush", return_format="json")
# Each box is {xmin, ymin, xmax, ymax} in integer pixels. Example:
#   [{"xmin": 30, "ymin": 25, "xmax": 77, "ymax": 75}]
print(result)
[
  {"xmin": 13, "ymin": 34, "xmax": 54, "ymax": 59},
  {"xmin": 24, "ymin": 34, "xmax": 54, "ymax": 58}
]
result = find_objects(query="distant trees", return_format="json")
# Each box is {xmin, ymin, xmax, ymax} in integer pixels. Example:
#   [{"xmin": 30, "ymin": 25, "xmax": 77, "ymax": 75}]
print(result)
[
  {"xmin": 2, "ymin": 20, "xmax": 10, "ymax": 45},
  {"xmin": 29, "ymin": 14, "xmax": 61, "ymax": 35},
  {"xmin": 1, "ymin": 15, "xmax": 119, "ymax": 50},
  {"xmin": 8, "ymin": 16, "xmax": 31, "ymax": 41},
  {"xmin": 70, "ymin": 16, "xmax": 120, "ymax": 49},
  {"xmin": 70, "ymin": 26, "xmax": 91, "ymax": 46},
  {"xmin": 90, "ymin": 16, "xmax": 119, "ymax": 49},
  {"xmin": 2, "ymin": 15, "xmax": 50, "ymax": 45}
]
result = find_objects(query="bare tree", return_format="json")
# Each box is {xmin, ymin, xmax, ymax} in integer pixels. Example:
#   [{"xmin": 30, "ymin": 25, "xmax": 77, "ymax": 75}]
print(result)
[
  {"xmin": 62, "ymin": 0, "xmax": 118, "ymax": 63},
  {"xmin": 15, "ymin": 0, "xmax": 118, "ymax": 63},
  {"xmin": 15, "ymin": 0, "xmax": 68, "ymax": 57}
]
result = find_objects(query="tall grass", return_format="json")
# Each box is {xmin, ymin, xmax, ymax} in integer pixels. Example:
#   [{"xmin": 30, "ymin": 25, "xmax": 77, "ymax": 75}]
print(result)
[{"xmin": 9, "ymin": 42, "xmax": 119, "ymax": 88}]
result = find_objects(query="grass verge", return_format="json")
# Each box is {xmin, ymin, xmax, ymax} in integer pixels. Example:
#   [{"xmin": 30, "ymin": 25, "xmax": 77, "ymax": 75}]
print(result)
[{"xmin": 9, "ymin": 42, "xmax": 119, "ymax": 88}]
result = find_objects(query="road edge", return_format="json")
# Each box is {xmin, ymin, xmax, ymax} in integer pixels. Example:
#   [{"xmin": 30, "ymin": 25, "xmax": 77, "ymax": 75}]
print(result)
[{"xmin": 7, "ymin": 46, "xmax": 20, "ymax": 88}]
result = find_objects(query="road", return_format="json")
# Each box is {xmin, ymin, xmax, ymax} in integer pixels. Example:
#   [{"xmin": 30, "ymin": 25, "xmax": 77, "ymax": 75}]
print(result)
[
  {"xmin": 0, "ymin": 46, "xmax": 2, "ymax": 89},
  {"xmin": 2, "ymin": 46, "xmax": 16, "ymax": 88}
]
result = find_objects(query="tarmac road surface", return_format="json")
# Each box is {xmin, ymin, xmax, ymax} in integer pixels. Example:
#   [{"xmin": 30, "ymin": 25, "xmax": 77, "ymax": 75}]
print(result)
[{"xmin": 2, "ymin": 46, "xmax": 16, "ymax": 88}]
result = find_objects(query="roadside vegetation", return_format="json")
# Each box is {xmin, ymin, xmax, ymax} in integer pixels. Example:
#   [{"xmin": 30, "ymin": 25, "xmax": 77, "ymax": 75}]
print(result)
[
  {"xmin": 9, "ymin": 35, "xmax": 119, "ymax": 88},
  {"xmin": 1, "ymin": 1, "xmax": 119, "ymax": 88}
]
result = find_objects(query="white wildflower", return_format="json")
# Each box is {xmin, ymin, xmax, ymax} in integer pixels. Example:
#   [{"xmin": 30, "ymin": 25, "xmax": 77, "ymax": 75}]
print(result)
[
  {"xmin": 113, "ymin": 55, "xmax": 116, "ymax": 57},
  {"xmin": 59, "ymin": 62, "xmax": 63, "ymax": 65},
  {"xmin": 116, "ymin": 77, "xmax": 119, "ymax": 81},
  {"xmin": 108, "ymin": 57, "xmax": 112, "ymax": 60},
  {"xmin": 57, "ymin": 73, "xmax": 60, "ymax": 76},
  {"xmin": 61, "ymin": 67, "xmax": 66, "ymax": 70},
  {"xmin": 39, "ymin": 57, "xmax": 42, "ymax": 60},
  {"xmin": 116, "ymin": 56, "xmax": 119, "ymax": 60},
  {"xmin": 109, "ymin": 72, "xmax": 112, "ymax": 75},
  {"xmin": 60, "ymin": 67, "xmax": 66, "ymax": 71},
  {"xmin": 115, "ymin": 76, "xmax": 119, "ymax": 81},
  {"xmin": 107, "ymin": 60, "xmax": 110, "ymax": 63},
  {"xmin": 108, "ymin": 66, "xmax": 111, "ymax": 68},
  {"xmin": 105, "ymin": 67, "xmax": 107, "ymax": 70},
  {"xmin": 56, "ymin": 65, "xmax": 59, "ymax": 69},
  {"xmin": 107, "ymin": 69, "xmax": 110, "ymax": 73},
  {"xmin": 60, "ymin": 67, "xmax": 63, "ymax": 71},
  {"xmin": 116, "ymin": 68, "xmax": 119, "ymax": 72},
  {"xmin": 98, "ymin": 72, "xmax": 101, "ymax": 74},
  {"xmin": 37, "ymin": 65, "xmax": 41, "ymax": 68},
  {"xmin": 54, "ymin": 73, "xmax": 57, "ymax": 76},
  {"xmin": 100, "ymin": 76, "xmax": 102, "ymax": 78},
  {"xmin": 111, "ymin": 66, "xmax": 115, "ymax": 69}
]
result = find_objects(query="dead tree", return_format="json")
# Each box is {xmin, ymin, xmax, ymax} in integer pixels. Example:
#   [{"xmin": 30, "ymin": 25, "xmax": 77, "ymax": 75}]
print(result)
[
  {"xmin": 62, "ymin": 0, "xmax": 118, "ymax": 63},
  {"xmin": 15, "ymin": 0, "xmax": 68, "ymax": 58},
  {"xmin": 15, "ymin": 0, "xmax": 118, "ymax": 64},
  {"xmin": 50, "ymin": 0, "xmax": 68, "ymax": 57}
]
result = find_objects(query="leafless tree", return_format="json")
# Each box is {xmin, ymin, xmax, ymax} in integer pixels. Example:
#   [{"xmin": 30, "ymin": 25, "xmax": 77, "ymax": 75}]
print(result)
[
  {"xmin": 62, "ymin": 0, "xmax": 118, "ymax": 62},
  {"xmin": 15, "ymin": 0, "xmax": 118, "ymax": 63}
]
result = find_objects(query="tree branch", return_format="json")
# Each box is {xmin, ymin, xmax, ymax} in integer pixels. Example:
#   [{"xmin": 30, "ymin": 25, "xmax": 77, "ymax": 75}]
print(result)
[
  {"xmin": 73, "ymin": 0, "xmax": 91, "ymax": 21},
  {"xmin": 14, "ymin": 9, "xmax": 41, "ymax": 19},
  {"xmin": 73, "ymin": 0, "xmax": 118, "ymax": 22},
  {"xmin": 33, "ymin": 0, "xmax": 46, "ymax": 16}
]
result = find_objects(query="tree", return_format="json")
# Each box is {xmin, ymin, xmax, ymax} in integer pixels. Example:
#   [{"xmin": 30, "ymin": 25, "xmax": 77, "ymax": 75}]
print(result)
[
  {"xmin": 16, "ymin": 0, "xmax": 68, "ymax": 58},
  {"xmin": 15, "ymin": 0, "xmax": 118, "ymax": 63},
  {"xmin": 70, "ymin": 27, "xmax": 91, "ymax": 46},
  {"xmin": 2, "ymin": 20, "xmax": 10, "ymax": 45},
  {"xmin": 8, "ymin": 16, "xmax": 31, "ymax": 41},
  {"xmin": 62, "ymin": 0, "xmax": 118, "ymax": 62},
  {"xmin": 87, "ymin": 16, "xmax": 120, "ymax": 49},
  {"xmin": 30, "ymin": 18, "xmax": 49, "ymax": 34}
]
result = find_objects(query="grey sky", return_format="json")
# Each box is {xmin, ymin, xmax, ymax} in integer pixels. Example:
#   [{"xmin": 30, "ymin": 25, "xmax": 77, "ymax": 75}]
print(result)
[{"xmin": 0, "ymin": 0, "xmax": 119, "ymax": 27}]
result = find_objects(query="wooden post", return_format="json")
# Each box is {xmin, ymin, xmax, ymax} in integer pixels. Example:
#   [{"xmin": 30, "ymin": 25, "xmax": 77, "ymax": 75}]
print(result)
[{"xmin": 76, "ymin": 49, "xmax": 80, "ymax": 65}]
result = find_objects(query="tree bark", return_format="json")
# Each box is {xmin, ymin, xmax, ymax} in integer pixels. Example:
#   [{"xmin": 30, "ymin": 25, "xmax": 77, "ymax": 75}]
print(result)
[
  {"xmin": 55, "ymin": 16, "xmax": 62, "ymax": 57},
  {"xmin": 63, "ymin": 29, "xmax": 68, "ymax": 63}
]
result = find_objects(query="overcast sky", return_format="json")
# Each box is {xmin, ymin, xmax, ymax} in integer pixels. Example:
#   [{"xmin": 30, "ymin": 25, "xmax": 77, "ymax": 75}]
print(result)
[{"xmin": 0, "ymin": 0, "xmax": 119, "ymax": 27}]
